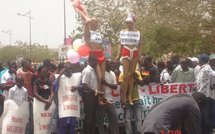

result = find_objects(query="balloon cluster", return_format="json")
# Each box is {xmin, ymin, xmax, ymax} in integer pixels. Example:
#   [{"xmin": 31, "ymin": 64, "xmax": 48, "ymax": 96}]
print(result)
[{"xmin": 67, "ymin": 39, "xmax": 90, "ymax": 64}]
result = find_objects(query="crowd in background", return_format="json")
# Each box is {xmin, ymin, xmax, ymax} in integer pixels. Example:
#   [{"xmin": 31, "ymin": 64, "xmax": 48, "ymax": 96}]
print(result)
[{"xmin": 0, "ymin": 53, "xmax": 215, "ymax": 134}]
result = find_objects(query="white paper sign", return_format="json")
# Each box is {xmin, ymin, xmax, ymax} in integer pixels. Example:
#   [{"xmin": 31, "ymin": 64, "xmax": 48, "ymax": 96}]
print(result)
[
  {"xmin": 120, "ymin": 31, "xmax": 140, "ymax": 45},
  {"xmin": 33, "ymin": 98, "xmax": 55, "ymax": 134},
  {"xmin": 58, "ymin": 73, "xmax": 81, "ymax": 118},
  {"xmin": 1, "ymin": 100, "xmax": 29, "ymax": 134},
  {"xmin": 90, "ymin": 31, "xmax": 102, "ymax": 44}
]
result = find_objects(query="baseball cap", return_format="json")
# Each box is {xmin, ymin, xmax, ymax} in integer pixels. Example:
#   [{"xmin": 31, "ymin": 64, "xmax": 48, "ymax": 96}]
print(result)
[
  {"xmin": 191, "ymin": 57, "xmax": 199, "ymax": 64},
  {"xmin": 209, "ymin": 54, "xmax": 215, "ymax": 61},
  {"xmin": 199, "ymin": 53, "xmax": 209, "ymax": 63}
]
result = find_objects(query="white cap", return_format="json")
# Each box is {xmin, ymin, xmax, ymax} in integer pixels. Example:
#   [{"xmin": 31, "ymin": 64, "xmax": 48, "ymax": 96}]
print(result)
[
  {"xmin": 126, "ymin": 13, "xmax": 136, "ymax": 22},
  {"xmin": 191, "ymin": 57, "xmax": 199, "ymax": 64}
]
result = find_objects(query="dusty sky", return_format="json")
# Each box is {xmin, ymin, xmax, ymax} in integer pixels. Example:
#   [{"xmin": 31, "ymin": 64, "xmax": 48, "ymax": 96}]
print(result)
[{"xmin": 0, "ymin": 0, "xmax": 77, "ymax": 48}]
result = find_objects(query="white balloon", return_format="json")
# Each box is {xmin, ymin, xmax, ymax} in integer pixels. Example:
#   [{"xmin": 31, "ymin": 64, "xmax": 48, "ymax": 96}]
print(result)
[
  {"xmin": 67, "ymin": 51, "xmax": 80, "ymax": 64},
  {"xmin": 67, "ymin": 49, "xmax": 75, "ymax": 57},
  {"xmin": 73, "ymin": 39, "xmax": 83, "ymax": 51}
]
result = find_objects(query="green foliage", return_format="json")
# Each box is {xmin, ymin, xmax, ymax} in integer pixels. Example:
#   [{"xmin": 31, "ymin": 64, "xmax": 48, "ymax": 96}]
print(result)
[{"xmin": 0, "ymin": 41, "xmax": 57, "ymax": 65}]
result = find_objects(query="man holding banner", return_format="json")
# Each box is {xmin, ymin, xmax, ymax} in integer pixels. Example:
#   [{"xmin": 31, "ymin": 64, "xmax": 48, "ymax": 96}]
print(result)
[
  {"xmin": 55, "ymin": 62, "xmax": 81, "ymax": 134},
  {"xmin": 33, "ymin": 65, "xmax": 55, "ymax": 134},
  {"xmin": 0, "ymin": 75, "xmax": 29, "ymax": 134},
  {"xmin": 8, "ymin": 76, "xmax": 28, "ymax": 106}
]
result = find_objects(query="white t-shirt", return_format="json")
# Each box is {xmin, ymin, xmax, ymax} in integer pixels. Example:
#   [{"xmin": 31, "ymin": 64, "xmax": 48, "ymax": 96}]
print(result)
[
  {"xmin": 9, "ymin": 85, "xmax": 28, "ymax": 106},
  {"xmin": 160, "ymin": 69, "xmax": 171, "ymax": 84},
  {"xmin": 104, "ymin": 71, "xmax": 117, "ymax": 101},
  {"xmin": 82, "ymin": 65, "xmax": 98, "ymax": 91},
  {"xmin": 0, "ymin": 70, "xmax": 16, "ymax": 84},
  {"xmin": 194, "ymin": 65, "xmax": 201, "ymax": 79},
  {"xmin": 1, "ymin": 70, "xmax": 16, "ymax": 100}
]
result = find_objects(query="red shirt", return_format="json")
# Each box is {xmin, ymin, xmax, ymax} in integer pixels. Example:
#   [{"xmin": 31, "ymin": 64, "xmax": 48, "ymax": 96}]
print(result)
[{"xmin": 17, "ymin": 68, "xmax": 34, "ymax": 97}]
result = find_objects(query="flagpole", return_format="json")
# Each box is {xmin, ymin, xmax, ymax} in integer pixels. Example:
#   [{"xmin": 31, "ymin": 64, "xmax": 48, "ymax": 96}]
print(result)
[{"xmin": 64, "ymin": 0, "xmax": 67, "ymax": 45}]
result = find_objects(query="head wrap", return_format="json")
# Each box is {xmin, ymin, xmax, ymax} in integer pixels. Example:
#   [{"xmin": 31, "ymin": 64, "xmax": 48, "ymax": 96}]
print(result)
[{"xmin": 126, "ymin": 13, "xmax": 136, "ymax": 23}]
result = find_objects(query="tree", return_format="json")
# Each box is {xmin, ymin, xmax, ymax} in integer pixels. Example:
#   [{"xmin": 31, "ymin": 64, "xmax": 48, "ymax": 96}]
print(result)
[
  {"xmin": 74, "ymin": 0, "xmax": 215, "ymax": 58},
  {"xmin": 0, "ymin": 41, "xmax": 58, "ymax": 65}
]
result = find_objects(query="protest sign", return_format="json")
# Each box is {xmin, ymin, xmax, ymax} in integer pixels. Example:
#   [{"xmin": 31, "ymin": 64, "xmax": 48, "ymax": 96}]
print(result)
[
  {"xmin": 120, "ymin": 31, "xmax": 140, "ymax": 45},
  {"xmin": 1, "ymin": 100, "xmax": 29, "ymax": 134},
  {"xmin": 76, "ymin": 82, "xmax": 196, "ymax": 129},
  {"xmin": 58, "ymin": 73, "xmax": 81, "ymax": 118},
  {"xmin": 33, "ymin": 98, "xmax": 55, "ymax": 134}
]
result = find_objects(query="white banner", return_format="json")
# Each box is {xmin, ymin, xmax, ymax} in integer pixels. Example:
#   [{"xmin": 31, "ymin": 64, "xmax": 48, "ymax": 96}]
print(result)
[
  {"xmin": 120, "ymin": 31, "xmax": 140, "ymax": 45},
  {"xmin": 58, "ymin": 73, "xmax": 81, "ymax": 118},
  {"xmin": 75, "ymin": 82, "xmax": 196, "ymax": 129},
  {"xmin": 139, "ymin": 82, "xmax": 196, "ymax": 116},
  {"xmin": 1, "ymin": 100, "xmax": 29, "ymax": 134},
  {"xmin": 33, "ymin": 98, "xmax": 55, "ymax": 134}
]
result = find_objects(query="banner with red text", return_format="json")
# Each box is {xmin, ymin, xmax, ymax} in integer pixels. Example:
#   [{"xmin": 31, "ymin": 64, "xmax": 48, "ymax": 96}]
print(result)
[
  {"xmin": 75, "ymin": 82, "xmax": 196, "ymax": 129},
  {"xmin": 33, "ymin": 98, "xmax": 55, "ymax": 134},
  {"xmin": 58, "ymin": 73, "xmax": 81, "ymax": 118},
  {"xmin": 138, "ymin": 82, "xmax": 196, "ymax": 116},
  {"xmin": 1, "ymin": 100, "xmax": 29, "ymax": 134}
]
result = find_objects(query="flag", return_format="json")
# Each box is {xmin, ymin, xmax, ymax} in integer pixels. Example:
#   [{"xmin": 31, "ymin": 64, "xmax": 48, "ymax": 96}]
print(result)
[{"xmin": 64, "ymin": 37, "xmax": 73, "ymax": 45}]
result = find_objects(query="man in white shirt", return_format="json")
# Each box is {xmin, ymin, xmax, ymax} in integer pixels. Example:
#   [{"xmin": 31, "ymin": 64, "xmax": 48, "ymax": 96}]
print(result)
[
  {"xmin": 189, "ymin": 57, "xmax": 201, "ymax": 79},
  {"xmin": 0, "ymin": 60, "xmax": 17, "ymax": 117},
  {"xmin": 197, "ymin": 54, "xmax": 215, "ymax": 99},
  {"xmin": 9, "ymin": 76, "xmax": 28, "ymax": 106},
  {"xmin": 171, "ymin": 58, "xmax": 195, "ymax": 83},
  {"xmin": 209, "ymin": 54, "xmax": 215, "ymax": 71},
  {"xmin": 160, "ymin": 60, "xmax": 174, "ymax": 84},
  {"xmin": 81, "ymin": 55, "xmax": 101, "ymax": 134},
  {"xmin": 97, "ymin": 60, "xmax": 119, "ymax": 134},
  {"xmin": 1, "ymin": 60, "xmax": 17, "ymax": 100}
]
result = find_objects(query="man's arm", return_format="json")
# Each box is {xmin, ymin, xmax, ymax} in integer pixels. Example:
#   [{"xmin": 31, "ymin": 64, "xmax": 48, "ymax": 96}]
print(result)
[
  {"xmin": 102, "ymin": 80, "xmax": 117, "ymax": 90},
  {"xmin": 33, "ymin": 84, "xmax": 49, "ymax": 104},
  {"xmin": 81, "ymin": 83, "xmax": 96, "ymax": 94}
]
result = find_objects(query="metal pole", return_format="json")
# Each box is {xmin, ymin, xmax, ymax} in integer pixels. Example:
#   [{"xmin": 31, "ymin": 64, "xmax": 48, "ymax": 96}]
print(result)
[
  {"xmin": 29, "ymin": 10, "xmax": 32, "ymax": 59},
  {"xmin": 9, "ymin": 31, "xmax": 11, "ymax": 45},
  {"xmin": 64, "ymin": 0, "xmax": 67, "ymax": 45},
  {"xmin": 17, "ymin": 11, "xmax": 33, "ymax": 58}
]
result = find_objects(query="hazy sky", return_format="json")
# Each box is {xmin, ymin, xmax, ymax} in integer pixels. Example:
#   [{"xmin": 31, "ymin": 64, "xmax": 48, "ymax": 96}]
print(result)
[{"xmin": 0, "ymin": 0, "xmax": 77, "ymax": 48}]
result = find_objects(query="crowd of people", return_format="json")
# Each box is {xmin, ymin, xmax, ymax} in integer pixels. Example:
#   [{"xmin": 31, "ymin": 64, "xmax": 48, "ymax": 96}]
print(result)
[
  {"xmin": 0, "ymin": 52, "xmax": 214, "ymax": 134},
  {"xmin": 0, "ymin": 2, "xmax": 215, "ymax": 133}
]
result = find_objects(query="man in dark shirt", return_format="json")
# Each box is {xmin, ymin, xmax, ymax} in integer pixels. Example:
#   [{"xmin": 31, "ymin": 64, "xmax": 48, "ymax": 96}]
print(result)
[
  {"xmin": 141, "ymin": 55, "xmax": 159, "ymax": 84},
  {"xmin": 142, "ymin": 93, "xmax": 205, "ymax": 134}
]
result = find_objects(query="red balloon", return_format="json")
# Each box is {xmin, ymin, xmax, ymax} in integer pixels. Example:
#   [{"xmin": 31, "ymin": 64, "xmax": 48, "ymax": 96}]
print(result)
[{"xmin": 77, "ymin": 45, "xmax": 90, "ymax": 57}]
